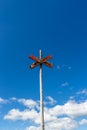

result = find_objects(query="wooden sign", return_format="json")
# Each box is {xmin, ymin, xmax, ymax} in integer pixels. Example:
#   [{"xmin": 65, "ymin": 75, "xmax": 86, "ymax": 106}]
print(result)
[{"xmin": 29, "ymin": 54, "xmax": 53, "ymax": 69}]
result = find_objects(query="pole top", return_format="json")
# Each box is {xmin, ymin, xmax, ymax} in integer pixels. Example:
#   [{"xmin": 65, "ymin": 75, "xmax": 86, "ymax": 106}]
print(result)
[
  {"xmin": 40, "ymin": 50, "xmax": 42, "ymax": 59},
  {"xmin": 40, "ymin": 50, "xmax": 42, "ymax": 53}
]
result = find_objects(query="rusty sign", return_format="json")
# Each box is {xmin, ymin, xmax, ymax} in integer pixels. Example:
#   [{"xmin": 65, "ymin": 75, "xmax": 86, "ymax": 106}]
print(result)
[{"xmin": 29, "ymin": 54, "xmax": 53, "ymax": 69}]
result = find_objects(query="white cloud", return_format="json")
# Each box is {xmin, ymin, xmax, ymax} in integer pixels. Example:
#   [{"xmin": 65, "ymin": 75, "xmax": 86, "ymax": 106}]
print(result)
[
  {"xmin": 4, "ymin": 109, "xmax": 22, "ymax": 121},
  {"xmin": 77, "ymin": 89, "xmax": 87, "ymax": 95},
  {"xmin": 4, "ymin": 108, "xmax": 39, "ymax": 123},
  {"xmin": 18, "ymin": 99, "xmax": 39, "ymax": 109},
  {"xmin": 4, "ymin": 107, "xmax": 57, "ymax": 124},
  {"xmin": 63, "ymin": 100, "xmax": 87, "ymax": 118},
  {"xmin": 0, "ymin": 98, "xmax": 4, "ymax": 103},
  {"xmin": 26, "ymin": 118, "xmax": 77, "ymax": 130},
  {"xmin": 10, "ymin": 97, "xmax": 17, "ymax": 101},
  {"xmin": 79, "ymin": 119, "xmax": 87, "ymax": 125},
  {"xmin": 44, "ymin": 107, "xmax": 57, "ymax": 122},
  {"xmin": 0, "ymin": 97, "xmax": 7, "ymax": 104},
  {"xmin": 4, "ymin": 99, "xmax": 87, "ymax": 122},
  {"xmin": 61, "ymin": 82, "xmax": 69, "ymax": 87},
  {"xmin": 46, "ymin": 96, "xmax": 56, "ymax": 105},
  {"xmin": 45, "ymin": 118, "xmax": 77, "ymax": 130},
  {"xmin": 62, "ymin": 65, "xmax": 72, "ymax": 70},
  {"xmin": 69, "ymin": 96, "xmax": 75, "ymax": 100},
  {"xmin": 49, "ymin": 100, "xmax": 87, "ymax": 118},
  {"xmin": 26, "ymin": 126, "xmax": 39, "ymax": 130},
  {"xmin": 3, "ymin": 97, "xmax": 87, "ymax": 130},
  {"xmin": 57, "ymin": 65, "xmax": 72, "ymax": 70}
]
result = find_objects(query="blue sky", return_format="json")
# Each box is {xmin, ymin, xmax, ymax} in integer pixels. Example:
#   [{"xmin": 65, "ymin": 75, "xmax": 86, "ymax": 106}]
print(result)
[{"xmin": 0, "ymin": 0, "xmax": 87, "ymax": 130}]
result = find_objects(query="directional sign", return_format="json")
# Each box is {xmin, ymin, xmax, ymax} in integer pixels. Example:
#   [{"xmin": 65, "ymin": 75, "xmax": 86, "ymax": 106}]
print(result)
[{"xmin": 29, "ymin": 53, "xmax": 53, "ymax": 69}]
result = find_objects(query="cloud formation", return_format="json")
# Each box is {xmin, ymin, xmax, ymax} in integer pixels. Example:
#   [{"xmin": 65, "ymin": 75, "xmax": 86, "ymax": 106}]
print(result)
[
  {"xmin": 3, "ymin": 97, "xmax": 87, "ymax": 130},
  {"xmin": 0, "ymin": 97, "xmax": 7, "ymax": 104},
  {"xmin": 4, "ymin": 108, "xmax": 39, "ymax": 123},
  {"xmin": 49, "ymin": 100, "xmax": 87, "ymax": 118},
  {"xmin": 57, "ymin": 65, "xmax": 72, "ymax": 70},
  {"xmin": 26, "ymin": 118, "xmax": 77, "ymax": 130},
  {"xmin": 77, "ymin": 89, "xmax": 87, "ymax": 95},
  {"xmin": 79, "ymin": 119, "xmax": 87, "ymax": 125},
  {"xmin": 18, "ymin": 99, "xmax": 39, "ymax": 109},
  {"xmin": 46, "ymin": 96, "xmax": 56, "ymax": 105},
  {"xmin": 61, "ymin": 82, "xmax": 69, "ymax": 87}
]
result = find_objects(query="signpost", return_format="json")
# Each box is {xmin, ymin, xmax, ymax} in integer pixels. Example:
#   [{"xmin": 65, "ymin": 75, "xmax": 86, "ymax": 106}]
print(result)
[{"xmin": 29, "ymin": 50, "xmax": 53, "ymax": 130}]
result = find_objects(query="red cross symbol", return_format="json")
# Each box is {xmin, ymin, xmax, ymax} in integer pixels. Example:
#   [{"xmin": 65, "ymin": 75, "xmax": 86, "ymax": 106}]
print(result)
[{"xmin": 29, "ymin": 53, "xmax": 53, "ymax": 69}]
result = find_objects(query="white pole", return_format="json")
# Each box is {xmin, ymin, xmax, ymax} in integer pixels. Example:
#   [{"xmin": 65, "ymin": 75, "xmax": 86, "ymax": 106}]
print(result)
[{"xmin": 39, "ymin": 50, "xmax": 44, "ymax": 130}]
